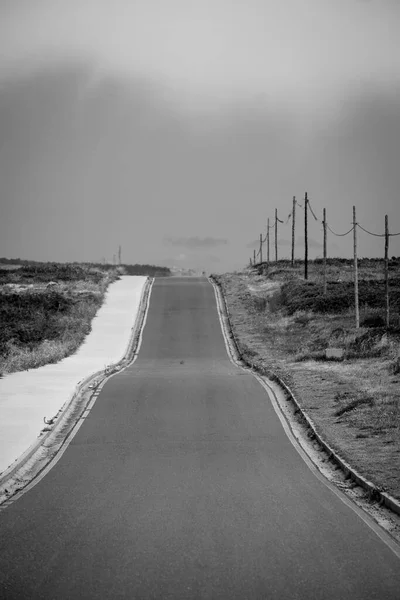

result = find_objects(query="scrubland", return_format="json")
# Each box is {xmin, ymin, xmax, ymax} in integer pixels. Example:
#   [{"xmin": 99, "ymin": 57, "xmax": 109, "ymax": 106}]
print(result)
[
  {"xmin": 215, "ymin": 258, "xmax": 400, "ymax": 500},
  {"xmin": 0, "ymin": 260, "xmax": 172, "ymax": 377},
  {"xmin": 0, "ymin": 263, "xmax": 121, "ymax": 375}
]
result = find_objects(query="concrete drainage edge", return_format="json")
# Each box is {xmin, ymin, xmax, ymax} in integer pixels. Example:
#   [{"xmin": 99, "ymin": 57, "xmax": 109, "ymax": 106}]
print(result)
[
  {"xmin": 209, "ymin": 275, "xmax": 400, "ymax": 519},
  {"xmin": 0, "ymin": 277, "xmax": 153, "ymax": 496}
]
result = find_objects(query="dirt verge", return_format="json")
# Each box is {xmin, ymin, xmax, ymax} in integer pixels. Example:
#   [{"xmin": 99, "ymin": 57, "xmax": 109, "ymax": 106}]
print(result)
[{"xmin": 213, "ymin": 268, "xmax": 400, "ymax": 504}]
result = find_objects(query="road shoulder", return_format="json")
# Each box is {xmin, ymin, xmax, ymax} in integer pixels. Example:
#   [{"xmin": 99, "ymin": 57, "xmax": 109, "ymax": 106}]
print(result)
[{"xmin": 210, "ymin": 274, "xmax": 400, "ymax": 544}]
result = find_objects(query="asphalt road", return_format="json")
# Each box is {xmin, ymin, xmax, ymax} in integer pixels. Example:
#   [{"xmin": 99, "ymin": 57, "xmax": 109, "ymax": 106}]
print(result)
[{"xmin": 0, "ymin": 277, "xmax": 399, "ymax": 599}]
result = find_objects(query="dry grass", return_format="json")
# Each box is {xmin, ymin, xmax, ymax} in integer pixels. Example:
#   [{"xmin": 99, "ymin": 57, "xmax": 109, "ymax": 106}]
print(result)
[
  {"xmin": 2, "ymin": 338, "xmax": 79, "ymax": 373},
  {"xmin": 0, "ymin": 264, "xmax": 120, "ymax": 375},
  {"xmin": 216, "ymin": 263, "xmax": 400, "ymax": 500},
  {"xmin": 0, "ymin": 261, "xmax": 171, "ymax": 376}
]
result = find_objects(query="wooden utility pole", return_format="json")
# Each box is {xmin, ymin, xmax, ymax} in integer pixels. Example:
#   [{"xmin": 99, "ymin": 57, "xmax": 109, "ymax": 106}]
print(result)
[
  {"xmin": 118, "ymin": 245, "xmax": 122, "ymax": 265},
  {"xmin": 323, "ymin": 208, "xmax": 327, "ymax": 295},
  {"xmin": 304, "ymin": 192, "xmax": 308, "ymax": 280},
  {"xmin": 259, "ymin": 233, "xmax": 263, "ymax": 264},
  {"xmin": 353, "ymin": 206, "xmax": 359, "ymax": 328},
  {"xmin": 275, "ymin": 208, "xmax": 278, "ymax": 262},
  {"xmin": 267, "ymin": 218, "xmax": 270, "ymax": 265},
  {"xmin": 291, "ymin": 196, "xmax": 296, "ymax": 267},
  {"xmin": 253, "ymin": 249, "xmax": 256, "ymax": 265},
  {"xmin": 385, "ymin": 214, "xmax": 389, "ymax": 329}
]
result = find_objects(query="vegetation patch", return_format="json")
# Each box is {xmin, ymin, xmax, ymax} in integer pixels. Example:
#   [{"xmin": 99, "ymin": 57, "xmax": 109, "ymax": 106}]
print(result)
[
  {"xmin": 0, "ymin": 291, "xmax": 75, "ymax": 353},
  {"xmin": 0, "ymin": 263, "xmax": 105, "ymax": 284},
  {"xmin": 0, "ymin": 260, "xmax": 172, "ymax": 376},
  {"xmin": 334, "ymin": 393, "xmax": 375, "ymax": 417},
  {"xmin": 279, "ymin": 279, "xmax": 400, "ymax": 316},
  {"xmin": 214, "ymin": 261, "xmax": 400, "ymax": 500},
  {"xmin": 0, "ymin": 259, "xmax": 172, "ymax": 279},
  {"xmin": 0, "ymin": 264, "xmax": 119, "ymax": 375}
]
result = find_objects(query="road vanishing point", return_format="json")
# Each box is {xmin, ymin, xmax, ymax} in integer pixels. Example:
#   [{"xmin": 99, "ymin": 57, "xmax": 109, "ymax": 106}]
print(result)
[{"xmin": 0, "ymin": 277, "xmax": 399, "ymax": 599}]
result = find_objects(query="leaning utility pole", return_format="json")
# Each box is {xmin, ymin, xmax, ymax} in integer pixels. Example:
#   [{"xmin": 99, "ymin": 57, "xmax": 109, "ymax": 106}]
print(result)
[
  {"xmin": 304, "ymin": 192, "xmax": 308, "ymax": 280},
  {"xmin": 385, "ymin": 214, "xmax": 389, "ymax": 329},
  {"xmin": 291, "ymin": 196, "xmax": 296, "ymax": 267},
  {"xmin": 323, "ymin": 208, "xmax": 327, "ymax": 295},
  {"xmin": 253, "ymin": 249, "xmax": 256, "ymax": 265},
  {"xmin": 259, "ymin": 233, "xmax": 263, "ymax": 264},
  {"xmin": 275, "ymin": 208, "xmax": 278, "ymax": 262},
  {"xmin": 267, "ymin": 218, "xmax": 270, "ymax": 265},
  {"xmin": 353, "ymin": 206, "xmax": 359, "ymax": 328}
]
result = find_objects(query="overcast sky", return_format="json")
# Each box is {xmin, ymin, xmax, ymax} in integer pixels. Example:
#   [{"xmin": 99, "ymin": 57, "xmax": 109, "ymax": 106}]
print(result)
[{"xmin": 1, "ymin": 0, "xmax": 400, "ymax": 272}]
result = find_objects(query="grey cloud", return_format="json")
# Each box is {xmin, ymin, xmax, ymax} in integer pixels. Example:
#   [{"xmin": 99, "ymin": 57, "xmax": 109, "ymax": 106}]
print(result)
[
  {"xmin": 1, "ymin": 0, "xmax": 400, "ymax": 121},
  {"xmin": 296, "ymin": 237, "xmax": 321, "ymax": 249},
  {"xmin": 247, "ymin": 238, "xmax": 291, "ymax": 249},
  {"xmin": 164, "ymin": 236, "xmax": 228, "ymax": 249},
  {"xmin": 1, "ymin": 62, "xmax": 399, "ymax": 273}
]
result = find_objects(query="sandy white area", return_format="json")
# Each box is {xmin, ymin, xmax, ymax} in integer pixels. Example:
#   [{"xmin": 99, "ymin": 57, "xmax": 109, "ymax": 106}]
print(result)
[{"xmin": 0, "ymin": 276, "xmax": 147, "ymax": 474}]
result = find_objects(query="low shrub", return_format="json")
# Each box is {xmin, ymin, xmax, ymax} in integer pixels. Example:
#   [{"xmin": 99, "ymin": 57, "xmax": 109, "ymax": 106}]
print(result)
[
  {"xmin": 346, "ymin": 330, "xmax": 389, "ymax": 359},
  {"xmin": 0, "ymin": 263, "xmax": 103, "ymax": 284},
  {"xmin": 293, "ymin": 312, "xmax": 313, "ymax": 326},
  {"xmin": 280, "ymin": 279, "xmax": 400, "ymax": 315},
  {"xmin": 252, "ymin": 296, "xmax": 267, "ymax": 313},
  {"xmin": 389, "ymin": 357, "xmax": 400, "ymax": 375},
  {"xmin": 361, "ymin": 313, "xmax": 386, "ymax": 328},
  {"xmin": 240, "ymin": 343, "xmax": 258, "ymax": 358},
  {"xmin": 268, "ymin": 291, "xmax": 283, "ymax": 313},
  {"xmin": 334, "ymin": 395, "xmax": 375, "ymax": 417},
  {"xmin": 0, "ymin": 263, "xmax": 118, "ymax": 374},
  {"xmin": 0, "ymin": 290, "xmax": 101, "ymax": 359}
]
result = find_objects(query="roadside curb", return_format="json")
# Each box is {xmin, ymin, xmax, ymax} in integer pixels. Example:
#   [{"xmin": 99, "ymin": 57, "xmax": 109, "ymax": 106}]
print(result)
[
  {"xmin": 0, "ymin": 277, "xmax": 153, "ymax": 500},
  {"xmin": 209, "ymin": 275, "xmax": 400, "ymax": 519}
]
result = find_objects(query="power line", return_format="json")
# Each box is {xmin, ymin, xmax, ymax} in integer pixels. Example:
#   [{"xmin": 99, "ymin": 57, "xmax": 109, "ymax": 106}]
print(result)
[
  {"xmin": 307, "ymin": 199, "xmax": 318, "ymax": 221},
  {"xmin": 356, "ymin": 224, "xmax": 385, "ymax": 237},
  {"xmin": 357, "ymin": 223, "xmax": 400, "ymax": 237},
  {"xmin": 326, "ymin": 224, "xmax": 355, "ymax": 237},
  {"xmin": 252, "ymin": 199, "xmax": 400, "ymax": 270}
]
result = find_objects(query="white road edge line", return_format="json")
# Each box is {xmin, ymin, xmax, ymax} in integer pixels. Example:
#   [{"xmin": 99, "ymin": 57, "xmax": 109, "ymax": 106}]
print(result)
[{"xmin": 209, "ymin": 276, "xmax": 400, "ymax": 560}]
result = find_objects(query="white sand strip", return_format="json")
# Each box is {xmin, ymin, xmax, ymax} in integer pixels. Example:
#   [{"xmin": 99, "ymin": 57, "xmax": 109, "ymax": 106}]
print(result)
[{"xmin": 0, "ymin": 276, "xmax": 147, "ymax": 474}]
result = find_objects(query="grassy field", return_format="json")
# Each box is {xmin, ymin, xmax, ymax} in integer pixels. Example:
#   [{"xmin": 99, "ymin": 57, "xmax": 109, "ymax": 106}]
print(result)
[
  {"xmin": 0, "ymin": 263, "xmax": 123, "ymax": 376},
  {"xmin": 0, "ymin": 260, "xmax": 173, "ymax": 377},
  {"xmin": 215, "ymin": 258, "xmax": 400, "ymax": 500},
  {"xmin": 0, "ymin": 260, "xmax": 172, "ymax": 376}
]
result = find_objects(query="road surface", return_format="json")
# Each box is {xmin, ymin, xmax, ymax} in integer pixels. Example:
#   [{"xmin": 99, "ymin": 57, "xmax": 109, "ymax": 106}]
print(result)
[{"xmin": 0, "ymin": 277, "xmax": 399, "ymax": 599}]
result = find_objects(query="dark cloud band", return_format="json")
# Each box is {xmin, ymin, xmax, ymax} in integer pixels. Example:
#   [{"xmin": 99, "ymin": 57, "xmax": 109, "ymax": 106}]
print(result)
[{"xmin": 164, "ymin": 236, "xmax": 228, "ymax": 248}]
